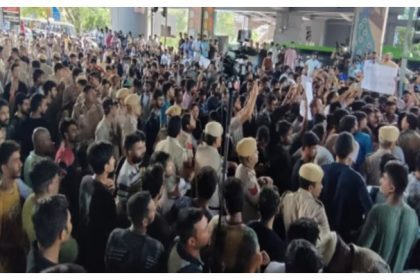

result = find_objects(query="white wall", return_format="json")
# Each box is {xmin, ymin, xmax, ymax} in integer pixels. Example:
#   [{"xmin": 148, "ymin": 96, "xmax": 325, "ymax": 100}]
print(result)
[
  {"xmin": 111, "ymin": 7, "xmax": 148, "ymax": 37},
  {"xmin": 273, "ymin": 12, "xmax": 326, "ymax": 45}
]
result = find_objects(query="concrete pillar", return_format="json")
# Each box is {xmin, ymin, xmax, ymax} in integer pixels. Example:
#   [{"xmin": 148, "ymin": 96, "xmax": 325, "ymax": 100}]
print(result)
[
  {"xmin": 111, "ymin": 7, "xmax": 148, "ymax": 37},
  {"xmin": 350, "ymin": 7, "xmax": 389, "ymax": 56},
  {"xmin": 274, "ymin": 11, "xmax": 305, "ymax": 43},
  {"xmin": 384, "ymin": 11, "xmax": 399, "ymax": 45},
  {"xmin": 188, "ymin": 7, "xmax": 214, "ymax": 38}
]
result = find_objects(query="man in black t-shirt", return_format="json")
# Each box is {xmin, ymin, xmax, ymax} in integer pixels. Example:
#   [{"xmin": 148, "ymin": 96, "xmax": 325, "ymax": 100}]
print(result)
[
  {"xmin": 105, "ymin": 191, "xmax": 165, "ymax": 272},
  {"xmin": 248, "ymin": 187, "xmax": 286, "ymax": 263}
]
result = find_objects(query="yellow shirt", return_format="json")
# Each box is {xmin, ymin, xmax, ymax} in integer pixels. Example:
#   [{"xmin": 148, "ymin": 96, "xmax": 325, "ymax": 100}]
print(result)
[{"xmin": 0, "ymin": 181, "xmax": 26, "ymax": 272}]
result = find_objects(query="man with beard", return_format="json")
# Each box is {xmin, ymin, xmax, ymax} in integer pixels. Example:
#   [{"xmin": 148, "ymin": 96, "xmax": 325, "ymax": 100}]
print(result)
[
  {"xmin": 0, "ymin": 99, "xmax": 10, "ymax": 145},
  {"xmin": 23, "ymin": 127, "xmax": 55, "ymax": 189},
  {"xmin": 116, "ymin": 132, "xmax": 147, "ymax": 227},
  {"xmin": 95, "ymin": 98, "xmax": 122, "ymax": 160},
  {"xmin": 7, "ymin": 93, "xmax": 30, "ymax": 141},
  {"xmin": 290, "ymin": 132, "xmax": 319, "ymax": 191},
  {"xmin": 0, "ymin": 141, "xmax": 27, "ymax": 272},
  {"xmin": 145, "ymin": 90, "xmax": 164, "ymax": 155},
  {"xmin": 16, "ymin": 94, "xmax": 50, "ymax": 160}
]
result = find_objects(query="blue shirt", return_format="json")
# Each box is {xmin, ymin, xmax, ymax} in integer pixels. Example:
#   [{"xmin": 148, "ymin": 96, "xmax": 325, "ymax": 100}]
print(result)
[
  {"xmin": 321, "ymin": 162, "xmax": 373, "ymax": 242},
  {"xmin": 354, "ymin": 131, "xmax": 373, "ymax": 171}
]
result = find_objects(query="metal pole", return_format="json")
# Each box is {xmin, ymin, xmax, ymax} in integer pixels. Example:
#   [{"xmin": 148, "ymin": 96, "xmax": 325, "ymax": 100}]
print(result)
[{"xmin": 399, "ymin": 7, "xmax": 415, "ymax": 97}]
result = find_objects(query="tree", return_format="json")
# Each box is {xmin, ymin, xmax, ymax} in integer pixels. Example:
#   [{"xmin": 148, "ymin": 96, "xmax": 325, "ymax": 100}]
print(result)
[
  {"xmin": 21, "ymin": 7, "xmax": 110, "ymax": 33},
  {"xmin": 214, "ymin": 12, "xmax": 236, "ymax": 43}
]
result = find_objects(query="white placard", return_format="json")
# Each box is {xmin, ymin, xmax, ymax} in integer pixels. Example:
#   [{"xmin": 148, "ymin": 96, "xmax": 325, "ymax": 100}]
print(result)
[{"xmin": 361, "ymin": 62, "xmax": 398, "ymax": 95}]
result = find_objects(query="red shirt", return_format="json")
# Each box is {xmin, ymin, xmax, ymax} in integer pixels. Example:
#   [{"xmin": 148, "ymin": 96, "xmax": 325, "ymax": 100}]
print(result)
[{"xmin": 55, "ymin": 144, "xmax": 75, "ymax": 168}]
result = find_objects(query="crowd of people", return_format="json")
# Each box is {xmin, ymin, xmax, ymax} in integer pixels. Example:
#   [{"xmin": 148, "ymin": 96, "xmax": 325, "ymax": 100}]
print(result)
[{"xmin": 0, "ymin": 26, "xmax": 420, "ymax": 273}]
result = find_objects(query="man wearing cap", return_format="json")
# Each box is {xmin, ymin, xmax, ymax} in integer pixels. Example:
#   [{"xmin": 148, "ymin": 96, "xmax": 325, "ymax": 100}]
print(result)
[
  {"xmin": 235, "ymin": 137, "xmax": 273, "ymax": 223},
  {"xmin": 121, "ymin": 94, "xmax": 141, "ymax": 142},
  {"xmin": 95, "ymin": 98, "xmax": 122, "ymax": 160},
  {"xmin": 280, "ymin": 163, "xmax": 330, "ymax": 239},
  {"xmin": 321, "ymin": 132, "xmax": 372, "ymax": 243},
  {"xmin": 195, "ymin": 121, "xmax": 223, "ymax": 212},
  {"xmin": 39, "ymin": 54, "xmax": 53, "ymax": 77},
  {"xmin": 365, "ymin": 126, "xmax": 405, "ymax": 186}
]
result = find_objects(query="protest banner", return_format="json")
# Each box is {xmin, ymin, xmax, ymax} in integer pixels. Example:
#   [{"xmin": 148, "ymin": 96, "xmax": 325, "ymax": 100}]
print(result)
[{"xmin": 361, "ymin": 63, "xmax": 398, "ymax": 95}]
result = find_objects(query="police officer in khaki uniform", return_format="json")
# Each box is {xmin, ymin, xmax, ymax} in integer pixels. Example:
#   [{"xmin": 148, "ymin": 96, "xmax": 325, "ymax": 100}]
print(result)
[
  {"xmin": 155, "ymin": 116, "xmax": 188, "ymax": 174},
  {"xmin": 364, "ymin": 125, "xmax": 405, "ymax": 186},
  {"xmin": 235, "ymin": 137, "xmax": 273, "ymax": 223},
  {"xmin": 280, "ymin": 162, "xmax": 330, "ymax": 238},
  {"xmin": 195, "ymin": 121, "xmax": 223, "ymax": 212}
]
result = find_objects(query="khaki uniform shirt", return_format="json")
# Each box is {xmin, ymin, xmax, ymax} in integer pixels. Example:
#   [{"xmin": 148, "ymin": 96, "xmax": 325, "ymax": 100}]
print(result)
[
  {"xmin": 155, "ymin": 137, "xmax": 188, "ymax": 174},
  {"xmin": 235, "ymin": 164, "xmax": 261, "ymax": 223},
  {"xmin": 280, "ymin": 188, "xmax": 330, "ymax": 236}
]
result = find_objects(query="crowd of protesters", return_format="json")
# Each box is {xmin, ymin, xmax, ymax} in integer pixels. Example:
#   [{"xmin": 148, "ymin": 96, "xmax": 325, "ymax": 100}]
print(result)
[{"xmin": 0, "ymin": 25, "xmax": 420, "ymax": 273}]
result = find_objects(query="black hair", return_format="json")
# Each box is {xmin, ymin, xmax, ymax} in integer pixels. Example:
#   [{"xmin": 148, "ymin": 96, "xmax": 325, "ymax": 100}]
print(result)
[
  {"xmin": 259, "ymin": 187, "xmax": 280, "ymax": 223},
  {"xmin": 11, "ymin": 63, "xmax": 19, "ymax": 72},
  {"xmin": 54, "ymin": 62, "xmax": 64, "ymax": 73},
  {"xmin": 223, "ymin": 177, "xmax": 244, "ymax": 215},
  {"xmin": 379, "ymin": 153, "xmax": 397, "ymax": 175},
  {"xmin": 195, "ymin": 166, "xmax": 218, "ymax": 200},
  {"xmin": 71, "ymin": 68, "xmax": 83, "ymax": 79},
  {"xmin": 42, "ymin": 80, "xmax": 57, "ymax": 95},
  {"xmin": 299, "ymin": 177, "xmax": 316, "ymax": 190},
  {"xmin": 338, "ymin": 115, "xmax": 357, "ymax": 133},
  {"xmin": 33, "ymin": 68, "xmax": 45, "ymax": 83},
  {"xmin": 353, "ymin": 111, "xmax": 367, "ymax": 124},
  {"xmin": 186, "ymin": 79, "xmax": 196, "ymax": 92},
  {"xmin": 149, "ymin": 151, "xmax": 171, "ymax": 169},
  {"xmin": 176, "ymin": 207, "xmax": 204, "ymax": 245},
  {"xmin": 285, "ymin": 239, "xmax": 324, "ymax": 273},
  {"xmin": 384, "ymin": 160, "xmax": 408, "ymax": 196},
  {"xmin": 87, "ymin": 141, "xmax": 114, "ymax": 174},
  {"xmin": 33, "ymin": 195, "xmax": 69, "ymax": 248},
  {"xmin": 404, "ymin": 113, "xmax": 418, "ymax": 130},
  {"xmin": 276, "ymin": 120, "xmax": 292, "ymax": 138},
  {"xmin": 287, "ymin": 218, "xmax": 320, "ymax": 245},
  {"xmin": 302, "ymin": 131, "xmax": 319, "ymax": 148},
  {"xmin": 31, "ymin": 159, "xmax": 60, "ymax": 195},
  {"xmin": 181, "ymin": 113, "xmax": 192, "ymax": 131},
  {"xmin": 83, "ymin": 85, "xmax": 94, "ymax": 94},
  {"xmin": 162, "ymin": 82, "xmax": 173, "ymax": 95},
  {"xmin": 30, "ymin": 94, "xmax": 45, "ymax": 113},
  {"xmin": 334, "ymin": 132, "xmax": 354, "ymax": 159},
  {"xmin": 59, "ymin": 118, "xmax": 77, "ymax": 139},
  {"xmin": 153, "ymin": 89, "xmax": 164, "ymax": 101},
  {"xmin": 332, "ymin": 108, "xmax": 349, "ymax": 129},
  {"xmin": 167, "ymin": 116, "xmax": 182, "ymax": 138},
  {"xmin": 124, "ymin": 131, "xmax": 146, "ymax": 151},
  {"xmin": 0, "ymin": 140, "xmax": 20, "ymax": 169},
  {"xmin": 32, "ymin": 60, "xmax": 41, "ymax": 69},
  {"xmin": 311, "ymin": 123, "xmax": 325, "ymax": 141},
  {"xmin": 142, "ymin": 164, "xmax": 164, "ymax": 199},
  {"xmin": 256, "ymin": 126, "xmax": 270, "ymax": 145},
  {"xmin": 13, "ymin": 92, "xmax": 28, "ymax": 113},
  {"xmin": 127, "ymin": 191, "xmax": 152, "ymax": 226}
]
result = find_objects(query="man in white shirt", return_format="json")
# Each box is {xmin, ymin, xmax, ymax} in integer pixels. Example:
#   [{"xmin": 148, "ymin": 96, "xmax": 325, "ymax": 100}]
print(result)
[{"xmin": 305, "ymin": 53, "xmax": 321, "ymax": 77}]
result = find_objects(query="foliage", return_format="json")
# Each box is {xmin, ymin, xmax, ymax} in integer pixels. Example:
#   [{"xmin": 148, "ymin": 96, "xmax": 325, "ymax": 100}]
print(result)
[
  {"xmin": 214, "ymin": 12, "xmax": 236, "ymax": 43},
  {"xmin": 21, "ymin": 7, "xmax": 111, "ymax": 33}
]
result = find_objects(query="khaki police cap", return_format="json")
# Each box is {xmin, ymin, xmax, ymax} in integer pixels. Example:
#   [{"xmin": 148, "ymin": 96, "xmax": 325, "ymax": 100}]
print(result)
[
  {"xmin": 379, "ymin": 125, "xmax": 400, "ymax": 143},
  {"xmin": 299, "ymin": 163, "xmax": 324, "ymax": 183},
  {"xmin": 236, "ymin": 137, "xmax": 257, "ymax": 158},
  {"xmin": 124, "ymin": 94, "xmax": 140, "ymax": 106},
  {"xmin": 204, "ymin": 121, "xmax": 223, "ymax": 138},
  {"xmin": 165, "ymin": 105, "xmax": 182, "ymax": 117},
  {"xmin": 116, "ymin": 88, "xmax": 130, "ymax": 100}
]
